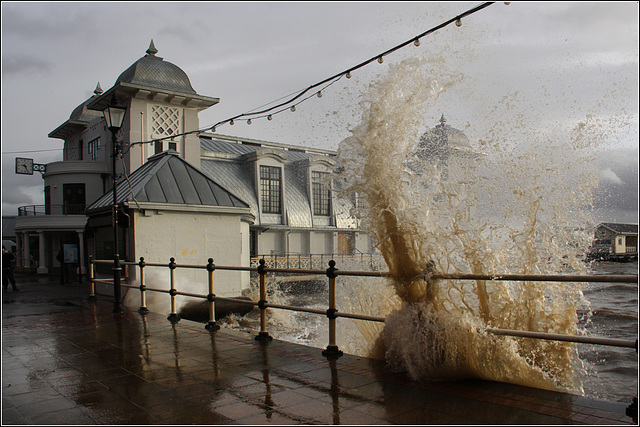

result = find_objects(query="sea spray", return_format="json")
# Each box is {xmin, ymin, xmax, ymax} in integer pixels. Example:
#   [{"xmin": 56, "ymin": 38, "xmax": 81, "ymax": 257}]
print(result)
[{"xmin": 334, "ymin": 55, "xmax": 600, "ymax": 393}]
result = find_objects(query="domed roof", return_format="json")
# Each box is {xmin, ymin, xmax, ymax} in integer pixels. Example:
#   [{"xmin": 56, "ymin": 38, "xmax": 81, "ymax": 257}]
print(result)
[
  {"xmin": 69, "ymin": 83, "xmax": 105, "ymax": 122},
  {"xmin": 115, "ymin": 40, "xmax": 197, "ymax": 94},
  {"xmin": 418, "ymin": 115, "xmax": 472, "ymax": 151}
]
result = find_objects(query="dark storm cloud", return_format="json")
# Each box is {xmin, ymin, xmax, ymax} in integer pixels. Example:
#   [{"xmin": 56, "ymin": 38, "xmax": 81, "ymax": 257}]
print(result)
[
  {"xmin": 2, "ymin": 53, "xmax": 53, "ymax": 76},
  {"xmin": 594, "ymin": 147, "xmax": 639, "ymax": 214},
  {"xmin": 1, "ymin": 4, "xmax": 91, "ymax": 39}
]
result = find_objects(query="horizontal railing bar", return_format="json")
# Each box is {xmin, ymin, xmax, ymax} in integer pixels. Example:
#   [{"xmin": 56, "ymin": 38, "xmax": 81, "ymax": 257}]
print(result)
[
  {"xmin": 337, "ymin": 312, "xmax": 386, "ymax": 322},
  {"xmin": 172, "ymin": 264, "xmax": 208, "ymax": 270},
  {"xmin": 124, "ymin": 285, "xmax": 171, "ymax": 294},
  {"xmin": 90, "ymin": 259, "xmax": 637, "ymax": 283},
  {"xmin": 215, "ymin": 265, "xmax": 257, "ymax": 272},
  {"xmin": 123, "ymin": 262, "xmax": 259, "ymax": 272},
  {"xmin": 334, "ymin": 270, "xmax": 389, "ymax": 277},
  {"xmin": 433, "ymin": 273, "xmax": 638, "ymax": 284},
  {"xmin": 261, "ymin": 267, "xmax": 327, "ymax": 275},
  {"xmin": 215, "ymin": 296, "xmax": 258, "ymax": 306},
  {"xmin": 487, "ymin": 328, "xmax": 638, "ymax": 349},
  {"xmin": 92, "ymin": 260, "xmax": 138, "ymax": 267},
  {"xmin": 92, "ymin": 279, "xmax": 114, "ymax": 284},
  {"xmin": 264, "ymin": 303, "xmax": 327, "ymax": 316}
]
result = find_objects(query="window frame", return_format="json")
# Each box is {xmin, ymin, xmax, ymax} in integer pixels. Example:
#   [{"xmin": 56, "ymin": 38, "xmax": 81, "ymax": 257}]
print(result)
[
  {"xmin": 312, "ymin": 171, "xmax": 331, "ymax": 216},
  {"xmin": 88, "ymin": 137, "xmax": 101, "ymax": 161},
  {"xmin": 260, "ymin": 165, "xmax": 282, "ymax": 214},
  {"xmin": 62, "ymin": 183, "xmax": 86, "ymax": 215}
]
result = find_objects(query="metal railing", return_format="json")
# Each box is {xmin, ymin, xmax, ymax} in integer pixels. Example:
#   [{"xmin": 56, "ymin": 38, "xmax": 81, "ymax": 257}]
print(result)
[
  {"xmin": 18, "ymin": 204, "xmax": 86, "ymax": 216},
  {"xmin": 88, "ymin": 256, "xmax": 639, "ymax": 356},
  {"xmin": 250, "ymin": 253, "xmax": 385, "ymax": 270}
]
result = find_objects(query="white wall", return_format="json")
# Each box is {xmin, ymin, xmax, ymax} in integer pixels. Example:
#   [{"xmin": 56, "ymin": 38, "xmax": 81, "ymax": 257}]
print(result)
[
  {"xmin": 132, "ymin": 209, "xmax": 251, "ymax": 299},
  {"xmin": 309, "ymin": 231, "xmax": 334, "ymax": 255}
]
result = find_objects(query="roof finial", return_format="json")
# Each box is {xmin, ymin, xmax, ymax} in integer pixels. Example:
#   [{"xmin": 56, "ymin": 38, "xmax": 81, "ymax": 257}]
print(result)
[
  {"xmin": 146, "ymin": 39, "xmax": 158, "ymax": 56},
  {"xmin": 94, "ymin": 82, "xmax": 103, "ymax": 96},
  {"xmin": 440, "ymin": 114, "xmax": 447, "ymax": 125}
]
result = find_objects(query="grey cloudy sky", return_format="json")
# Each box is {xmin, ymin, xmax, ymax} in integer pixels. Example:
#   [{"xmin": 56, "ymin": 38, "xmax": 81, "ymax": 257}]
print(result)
[{"xmin": 1, "ymin": 2, "xmax": 638, "ymax": 223}]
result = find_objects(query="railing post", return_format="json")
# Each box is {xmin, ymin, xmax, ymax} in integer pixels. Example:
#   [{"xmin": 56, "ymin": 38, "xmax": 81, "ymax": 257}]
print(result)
[
  {"xmin": 255, "ymin": 259, "xmax": 272, "ymax": 342},
  {"xmin": 205, "ymin": 258, "xmax": 219, "ymax": 331},
  {"xmin": 167, "ymin": 257, "xmax": 180, "ymax": 322},
  {"xmin": 323, "ymin": 260, "xmax": 343, "ymax": 358},
  {"xmin": 138, "ymin": 257, "xmax": 149, "ymax": 314},
  {"xmin": 88, "ymin": 256, "xmax": 96, "ymax": 301}
]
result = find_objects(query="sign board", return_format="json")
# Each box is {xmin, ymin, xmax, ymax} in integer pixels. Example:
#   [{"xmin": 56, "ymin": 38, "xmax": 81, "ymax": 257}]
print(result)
[{"xmin": 63, "ymin": 244, "xmax": 78, "ymax": 263}]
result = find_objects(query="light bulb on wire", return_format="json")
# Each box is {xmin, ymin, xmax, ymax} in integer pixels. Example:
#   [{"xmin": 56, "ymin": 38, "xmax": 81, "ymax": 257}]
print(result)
[{"xmin": 192, "ymin": 2, "xmax": 497, "ymax": 146}]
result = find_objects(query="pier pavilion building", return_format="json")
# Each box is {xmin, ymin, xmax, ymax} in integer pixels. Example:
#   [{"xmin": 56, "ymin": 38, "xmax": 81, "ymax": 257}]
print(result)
[{"xmin": 12, "ymin": 41, "xmax": 374, "ymax": 297}]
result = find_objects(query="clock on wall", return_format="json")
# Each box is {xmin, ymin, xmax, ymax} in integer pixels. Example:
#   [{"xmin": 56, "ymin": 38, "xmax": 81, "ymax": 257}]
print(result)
[{"xmin": 15, "ymin": 157, "xmax": 34, "ymax": 175}]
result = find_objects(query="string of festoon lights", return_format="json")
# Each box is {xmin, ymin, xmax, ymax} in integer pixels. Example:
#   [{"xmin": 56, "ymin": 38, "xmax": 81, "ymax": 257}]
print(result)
[{"xmin": 128, "ymin": 1, "xmax": 500, "ymax": 150}]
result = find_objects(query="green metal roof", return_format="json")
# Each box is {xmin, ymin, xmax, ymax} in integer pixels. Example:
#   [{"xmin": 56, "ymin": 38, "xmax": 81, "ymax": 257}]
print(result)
[{"xmin": 86, "ymin": 151, "xmax": 250, "ymax": 213}]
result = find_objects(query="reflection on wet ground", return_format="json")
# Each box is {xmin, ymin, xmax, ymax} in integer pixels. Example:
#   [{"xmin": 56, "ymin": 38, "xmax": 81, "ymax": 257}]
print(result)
[{"xmin": 2, "ymin": 276, "xmax": 636, "ymax": 425}]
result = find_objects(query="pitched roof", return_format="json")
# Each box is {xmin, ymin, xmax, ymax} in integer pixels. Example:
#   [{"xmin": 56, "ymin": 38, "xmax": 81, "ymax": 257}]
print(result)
[
  {"xmin": 598, "ymin": 222, "xmax": 638, "ymax": 235},
  {"xmin": 86, "ymin": 151, "xmax": 250, "ymax": 213}
]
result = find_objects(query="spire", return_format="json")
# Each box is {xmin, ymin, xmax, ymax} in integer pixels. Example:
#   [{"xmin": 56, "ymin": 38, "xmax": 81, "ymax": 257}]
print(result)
[
  {"xmin": 94, "ymin": 82, "xmax": 103, "ymax": 96},
  {"xmin": 146, "ymin": 39, "xmax": 158, "ymax": 56},
  {"xmin": 439, "ymin": 114, "xmax": 447, "ymax": 125}
]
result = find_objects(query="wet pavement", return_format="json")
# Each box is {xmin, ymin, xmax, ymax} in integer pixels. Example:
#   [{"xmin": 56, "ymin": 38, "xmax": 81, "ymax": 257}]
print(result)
[{"xmin": 2, "ymin": 274, "xmax": 637, "ymax": 425}]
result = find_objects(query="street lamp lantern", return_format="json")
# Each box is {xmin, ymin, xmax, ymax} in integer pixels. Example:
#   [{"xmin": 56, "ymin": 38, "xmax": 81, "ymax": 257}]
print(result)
[
  {"xmin": 103, "ymin": 93, "xmax": 127, "ymax": 314},
  {"xmin": 103, "ymin": 94, "xmax": 127, "ymax": 131}
]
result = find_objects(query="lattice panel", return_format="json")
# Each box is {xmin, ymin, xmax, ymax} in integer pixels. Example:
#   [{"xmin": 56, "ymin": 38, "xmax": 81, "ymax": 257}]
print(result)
[{"xmin": 151, "ymin": 105, "xmax": 181, "ymax": 137}]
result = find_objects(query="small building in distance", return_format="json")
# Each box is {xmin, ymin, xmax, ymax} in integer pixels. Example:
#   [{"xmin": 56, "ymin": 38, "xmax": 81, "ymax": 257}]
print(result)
[{"xmin": 589, "ymin": 222, "xmax": 638, "ymax": 262}]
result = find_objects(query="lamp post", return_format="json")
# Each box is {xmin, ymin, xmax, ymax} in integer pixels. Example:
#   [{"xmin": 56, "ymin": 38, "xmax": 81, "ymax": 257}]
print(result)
[{"xmin": 102, "ymin": 94, "xmax": 127, "ymax": 314}]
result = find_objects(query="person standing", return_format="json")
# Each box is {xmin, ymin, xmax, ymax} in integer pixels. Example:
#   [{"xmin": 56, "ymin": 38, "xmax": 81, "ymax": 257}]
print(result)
[
  {"xmin": 56, "ymin": 249, "xmax": 65, "ymax": 285},
  {"xmin": 2, "ymin": 246, "xmax": 19, "ymax": 291}
]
